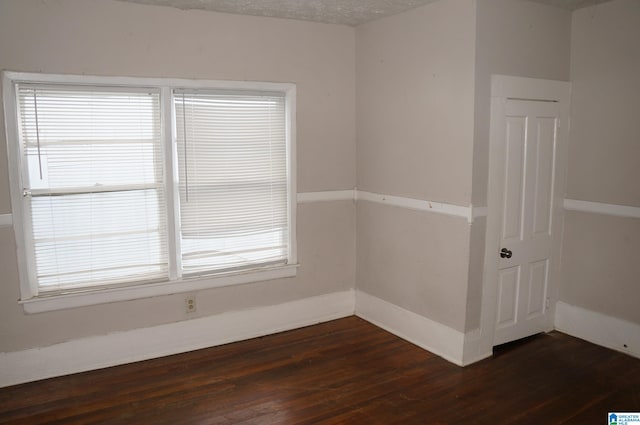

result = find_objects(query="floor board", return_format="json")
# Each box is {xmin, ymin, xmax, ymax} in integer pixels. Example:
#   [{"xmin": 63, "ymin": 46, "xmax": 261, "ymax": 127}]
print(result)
[{"xmin": 1, "ymin": 316, "xmax": 638, "ymax": 424}]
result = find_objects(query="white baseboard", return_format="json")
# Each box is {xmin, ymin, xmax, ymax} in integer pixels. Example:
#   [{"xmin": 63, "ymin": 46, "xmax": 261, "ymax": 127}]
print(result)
[
  {"xmin": 354, "ymin": 290, "xmax": 465, "ymax": 365},
  {"xmin": 555, "ymin": 301, "xmax": 640, "ymax": 360},
  {"xmin": 0, "ymin": 290, "xmax": 355, "ymax": 388},
  {"xmin": 460, "ymin": 329, "xmax": 493, "ymax": 366}
]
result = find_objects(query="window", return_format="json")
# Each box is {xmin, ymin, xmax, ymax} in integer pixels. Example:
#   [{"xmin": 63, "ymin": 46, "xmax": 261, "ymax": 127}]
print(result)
[
  {"xmin": 18, "ymin": 85, "xmax": 167, "ymax": 291},
  {"xmin": 3, "ymin": 72, "xmax": 297, "ymax": 312},
  {"xmin": 174, "ymin": 91, "xmax": 288, "ymax": 275}
]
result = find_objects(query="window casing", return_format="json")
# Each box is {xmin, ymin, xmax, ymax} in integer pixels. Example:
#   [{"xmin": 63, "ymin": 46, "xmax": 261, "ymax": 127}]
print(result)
[{"xmin": 3, "ymin": 72, "xmax": 297, "ymax": 313}]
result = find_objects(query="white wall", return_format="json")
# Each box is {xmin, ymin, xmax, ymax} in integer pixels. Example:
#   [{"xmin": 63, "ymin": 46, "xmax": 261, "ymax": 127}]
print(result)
[
  {"xmin": 0, "ymin": 0, "xmax": 356, "ymax": 353},
  {"xmin": 355, "ymin": 0, "xmax": 476, "ymax": 332},
  {"xmin": 561, "ymin": 0, "xmax": 640, "ymax": 325},
  {"xmin": 356, "ymin": 0, "xmax": 476, "ymax": 205}
]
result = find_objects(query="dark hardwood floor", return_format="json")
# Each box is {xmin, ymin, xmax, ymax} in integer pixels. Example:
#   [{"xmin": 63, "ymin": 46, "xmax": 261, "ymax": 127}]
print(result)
[{"xmin": 1, "ymin": 316, "xmax": 639, "ymax": 424}]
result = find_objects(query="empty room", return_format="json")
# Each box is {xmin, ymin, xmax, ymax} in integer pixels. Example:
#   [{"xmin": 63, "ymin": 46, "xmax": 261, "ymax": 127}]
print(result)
[{"xmin": 0, "ymin": 0, "xmax": 638, "ymax": 423}]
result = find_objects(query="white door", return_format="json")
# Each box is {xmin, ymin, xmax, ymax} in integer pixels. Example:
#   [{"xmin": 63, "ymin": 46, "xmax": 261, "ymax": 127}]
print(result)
[{"xmin": 493, "ymin": 99, "xmax": 562, "ymax": 346}]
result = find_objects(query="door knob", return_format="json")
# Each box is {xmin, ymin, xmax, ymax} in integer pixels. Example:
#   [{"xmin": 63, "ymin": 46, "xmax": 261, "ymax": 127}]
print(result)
[{"xmin": 500, "ymin": 248, "xmax": 513, "ymax": 259}]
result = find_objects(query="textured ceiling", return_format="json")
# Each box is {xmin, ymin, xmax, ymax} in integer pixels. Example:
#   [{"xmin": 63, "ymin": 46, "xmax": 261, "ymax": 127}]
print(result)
[{"xmin": 118, "ymin": 0, "xmax": 615, "ymax": 26}]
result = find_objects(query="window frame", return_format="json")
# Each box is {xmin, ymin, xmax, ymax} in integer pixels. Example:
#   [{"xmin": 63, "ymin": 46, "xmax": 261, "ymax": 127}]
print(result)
[{"xmin": 3, "ymin": 71, "xmax": 298, "ymax": 313}]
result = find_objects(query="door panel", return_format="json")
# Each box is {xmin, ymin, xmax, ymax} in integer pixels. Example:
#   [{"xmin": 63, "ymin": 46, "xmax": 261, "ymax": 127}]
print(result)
[
  {"xmin": 532, "ymin": 118, "xmax": 556, "ymax": 237},
  {"xmin": 493, "ymin": 99, "xmax": 559, "ymax": 346},
  {"xmin": 496, "ymin": 266, "xmax": 520, "ymax": 328},
  {"xmin": 527, "ymin": 259, "xmax": 548, "ymax": 318},
  {"xmin": 502, "ymin": 116, "xmax": 526, "ymax": 242}
]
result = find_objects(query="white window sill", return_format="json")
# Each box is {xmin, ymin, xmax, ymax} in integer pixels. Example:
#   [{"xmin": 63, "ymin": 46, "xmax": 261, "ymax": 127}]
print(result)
[{"xmin": 20, "ymin": 264, "xmax": 298, "ymax": 314}]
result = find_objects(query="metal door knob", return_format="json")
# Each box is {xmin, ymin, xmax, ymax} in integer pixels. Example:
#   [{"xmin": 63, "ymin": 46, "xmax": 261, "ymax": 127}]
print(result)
[{"xmin": 500, "ymin": 248, "xmax": 513, "ymax": 259}]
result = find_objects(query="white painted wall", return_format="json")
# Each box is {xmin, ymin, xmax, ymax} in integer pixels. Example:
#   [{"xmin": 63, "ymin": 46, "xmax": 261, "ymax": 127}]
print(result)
[
  {"xmin": 356, "ymin": 0, "xmax": 476, "ymax": 206},
  {"xmin": 355, "ymin": 0, "xmax": 476, "ymax": 333},
  {"xmin": 0, "ymin": 0, "xmax": 356, "ymax": 353},
  {"xmin": 561, "ymin": 0, "xmax": 640, "ymax": 326},
  {"xmin": 567, "ymin": 0, "xmax": 640, "ymax": 207},
  {"xmin": 357, "ymin": 202, "xmax": 472, "ymax": 331}
]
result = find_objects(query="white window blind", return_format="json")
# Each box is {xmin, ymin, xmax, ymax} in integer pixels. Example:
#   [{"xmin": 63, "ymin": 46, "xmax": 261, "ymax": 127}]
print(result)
[
  {"xmin": 17, "ymin": 84, "xmax": 167, "ymax": 292},
  {"xmin": 174, "ymin": 90, "xmax": 288, "ymax": 274},
  {"xmin": 6, "ymin": 73, "xmax": 296, "ymax": 306}
]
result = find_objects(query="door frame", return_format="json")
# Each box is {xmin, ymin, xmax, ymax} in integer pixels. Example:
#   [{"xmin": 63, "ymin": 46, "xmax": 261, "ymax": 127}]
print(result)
[{"xmin": 477, "ymin": 75, "xmax": 571, "ymax": 356}]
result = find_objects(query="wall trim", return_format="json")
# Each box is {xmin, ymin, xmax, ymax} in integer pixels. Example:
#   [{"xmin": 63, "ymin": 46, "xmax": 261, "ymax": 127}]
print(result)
[
  {"xmin": 356, "ymin": 190, "xmax": 488, "ymax": 224},
  {"xmin": 555, "ymin": 301, "xmax": 640, "ymax": 360},
  {"xmin": 299, "ymin": 191, "xmax": 640, "ymax": 222},
  {"xmin": 297, "ymin": 190, "xmax": 488, "ymax": 223},
  {"xmin": 564, "ymin": 199, "xmax": 640, "ymax": 219},
  {"xmin": 472, "ymin": 206, "xmax": 488, "ymax": 221},
  {"xmin": 0, "ymin": 214, "xmax": 12, "ymax": 227},
  {"xmin": 461, "ymin": 329, "xmax": 493, "ymax": 366},
  {"xmin": 354, "ymin": 290, "xmax": 465, "ymax": 365},
  {"xmin": 356, "ymin": 190, "xmax": 469, "ymax": 220},
  {"xmin": 0, "ymin": 290, "xmax": 355, "ymax": 388},
  {"xmin": 297, "ymin": 190, "xmax": 355, "ymax": 203}
]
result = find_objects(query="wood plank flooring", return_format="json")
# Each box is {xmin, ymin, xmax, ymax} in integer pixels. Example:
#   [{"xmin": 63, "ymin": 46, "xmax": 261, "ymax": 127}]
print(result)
[{"xmin": 1, "ymin": 316, "xmax": 639, "ymax": 424}]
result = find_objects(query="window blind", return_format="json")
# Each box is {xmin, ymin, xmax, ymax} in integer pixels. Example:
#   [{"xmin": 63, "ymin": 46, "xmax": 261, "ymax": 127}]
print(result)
[
  {"xmin": 174, "ymin": 90, "xmax": 288, "ymax": 274},
  {"xmin": 17, "ymin": 85, "xmax": 167, "ymax": 291}
]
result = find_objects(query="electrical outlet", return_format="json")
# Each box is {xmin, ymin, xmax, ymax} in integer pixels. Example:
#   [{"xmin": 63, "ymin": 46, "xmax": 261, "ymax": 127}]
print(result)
[{"xmin": 185, "ymin": 295, "xmax": 196, "ymax": 313}]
